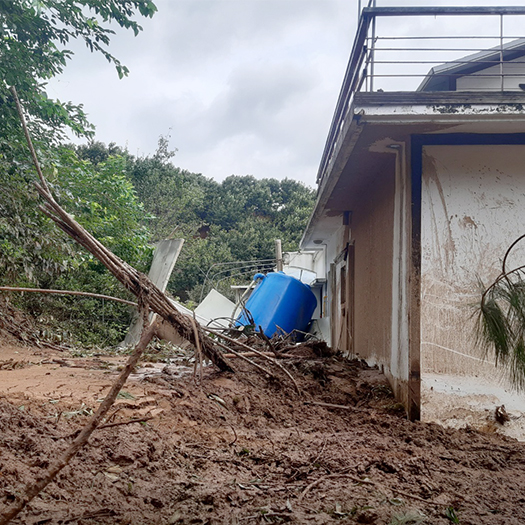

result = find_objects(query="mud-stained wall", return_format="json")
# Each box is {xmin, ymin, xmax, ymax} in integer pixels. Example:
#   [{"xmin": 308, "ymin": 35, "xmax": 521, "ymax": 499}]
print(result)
[
  {"xmin": 421, "ymin": 144, "xmax": 525, "ymax": 380},
  {"xmin": 351, "ymin": 168, "xmax": 395, "ymax": 366}
]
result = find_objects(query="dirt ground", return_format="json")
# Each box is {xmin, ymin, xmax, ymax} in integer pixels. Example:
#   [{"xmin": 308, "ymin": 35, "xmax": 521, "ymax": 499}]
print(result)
[{"xmin": 1, "ymin": 336, "xmax": 525, "ymax": 525}]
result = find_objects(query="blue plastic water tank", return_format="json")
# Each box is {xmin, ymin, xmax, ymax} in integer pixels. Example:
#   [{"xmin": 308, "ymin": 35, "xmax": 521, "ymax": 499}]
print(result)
[{"xmin": 236, "ymin": 272, "xmax": 317, "ymax": 338}]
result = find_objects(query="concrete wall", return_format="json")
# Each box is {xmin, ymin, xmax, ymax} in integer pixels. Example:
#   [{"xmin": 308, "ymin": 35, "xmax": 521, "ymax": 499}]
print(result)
[
  {"xmin": 421, "ymin": 144, "xmax": 525, "ymax": 381},
  {"xmin": 318, "ymin": 152, "xmax": 415, "ymax": 412},
  {"xmin": 351, "ymin": 171, "xmax": 396, "ymax": 365}
]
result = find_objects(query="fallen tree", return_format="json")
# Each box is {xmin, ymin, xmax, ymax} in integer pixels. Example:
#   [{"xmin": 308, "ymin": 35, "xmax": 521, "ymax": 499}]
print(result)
[
  {"xmin": 9, "ymin": 86, "xmax": 233, "ymax": 374},
  {"xmin": 0, "ymin": 86, "xmax": 234, "ymax": 525},
  {"xmin": 2, "ymin": 87, "xmax": 305, "ymax": 524}
]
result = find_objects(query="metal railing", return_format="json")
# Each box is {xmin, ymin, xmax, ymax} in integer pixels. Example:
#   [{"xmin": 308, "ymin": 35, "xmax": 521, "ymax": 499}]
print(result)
[
  {"xmin": 316, "ymin": 5, "xmax": 525, "ymax": 186},
  {"xmin": 198, "ymin": 258, "xmax": 276, "ymax": 303}
]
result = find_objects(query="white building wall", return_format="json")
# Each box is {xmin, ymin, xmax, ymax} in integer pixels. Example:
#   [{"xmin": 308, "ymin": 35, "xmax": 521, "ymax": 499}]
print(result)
[
  {"xmin": 421, "ymin": 144, "xmax": 525, "ymax": 380},
  {"xmin": 284, "ymin": 250, "xmax": 326, "ymax": 280}
]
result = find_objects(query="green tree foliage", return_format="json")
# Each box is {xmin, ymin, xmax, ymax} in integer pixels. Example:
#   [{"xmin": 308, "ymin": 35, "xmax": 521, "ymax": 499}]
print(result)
[
  {"xmin": 0, "ymin": 141, "xmax": 75, "ymax": 284},
  {"xmin": 78, "ymin": 139, "xmax": 316, "ymax": 303},
  {"xmin": 76, "ymin": 140, "xmax": 126, "ymax": 165},
  {"xmin": 0, "ymin": 0, "xmax": 158, "ymax": 280},
  {"xmin": 47, "ymin": 147, "xmax": 152, "ymax": 346},
  {"xmin": 0, "ymin": 0, "xmax": 157, "ymax": 140},
  {"xmin": 0, "ymin": 1, "xmax": 157, "ymax": 346},
  {"xmin": 2, "ymin": 145, "xmax": 153, "ymax": 346},
  {"xmin": 476, "ymin": 235, "xmax": 525, "ymax": 390},
  {"xmin": 54, "ymin": 148, "xmax": 151, "ymax": 265},
  {"xmin": 105, "ymin": 139, "xmax": 317, "ymax": 303}
]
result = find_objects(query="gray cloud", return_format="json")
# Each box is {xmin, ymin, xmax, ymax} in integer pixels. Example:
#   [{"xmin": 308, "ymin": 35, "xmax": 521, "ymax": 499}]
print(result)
[{"xmin": 48, "ymin": 0, "xmax": 357, "ymax": 186}]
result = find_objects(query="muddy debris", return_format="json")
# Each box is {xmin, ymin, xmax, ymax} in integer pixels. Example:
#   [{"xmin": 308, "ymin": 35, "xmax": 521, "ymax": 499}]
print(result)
[{"xmin": 0, "ymin": 341, "xmax": 525, "ymax": 524}]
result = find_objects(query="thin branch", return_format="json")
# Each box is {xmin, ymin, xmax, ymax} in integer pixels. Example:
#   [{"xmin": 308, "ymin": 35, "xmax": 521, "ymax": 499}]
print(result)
[
  {"xmin": 304, "ymin": 401, "xmax": 367, "ymax": 412},
  {"xmin": 190, "ymin": 315, "xmax": 203, "ymax": 383},
  {"xmin": 9, "ymin": 86, "xmax": 50, "ymax": 193},
  {"xmin": 480, "ymin": 262, "xmax": 525, "ymax": 309},
  {"xmin": 205, "ymin": 327, "xmax": 300, "ymax": 394},
  {"xmin": 502, "ymin": 232, "xmax": 525, "ymax": 278},
  {"xmin": 67, "ymin": 417, "xmax": 153, "ymax": 438},
  {"xmin": 0, "ymin": 286, "xmax": 137, "ymax": 307},
  {"xmin": 212, "ymin": 338, "xmax": 276, "ymax": 379},
  {"xmin": 97, "ymin": 417, "xmax": 152, "ymax": 430},
  {"xmin": 223, "ymin": 351, "xmax": 275, "ymax": 358},
  {"xmin": 298, "ymin": 471, "xmax": 438, "ymax": 505}
]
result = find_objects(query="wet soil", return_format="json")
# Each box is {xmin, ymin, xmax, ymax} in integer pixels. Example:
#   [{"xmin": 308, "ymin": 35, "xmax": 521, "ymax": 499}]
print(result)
[{"xmin": 1, "ymin": 339, "xmax": 525, "ymax": 525}]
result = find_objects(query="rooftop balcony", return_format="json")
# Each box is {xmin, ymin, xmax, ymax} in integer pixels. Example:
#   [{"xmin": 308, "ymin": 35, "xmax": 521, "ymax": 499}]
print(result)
[{"xmin": 317, "ymin": 5, "xmax": 525, "ymax": 187}]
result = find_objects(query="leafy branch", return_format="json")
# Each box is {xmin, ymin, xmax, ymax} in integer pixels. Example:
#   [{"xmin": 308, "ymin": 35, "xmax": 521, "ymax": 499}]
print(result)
[{"xmin": 476, "ymin": 234, "xmax": 525, "ymax": 390}]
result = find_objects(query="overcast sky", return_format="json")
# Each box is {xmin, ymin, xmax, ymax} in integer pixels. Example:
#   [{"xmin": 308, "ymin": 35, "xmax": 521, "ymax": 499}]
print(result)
[{"xmin": 47, "ymin": 0, "xmax": 525, "ymax": 188}]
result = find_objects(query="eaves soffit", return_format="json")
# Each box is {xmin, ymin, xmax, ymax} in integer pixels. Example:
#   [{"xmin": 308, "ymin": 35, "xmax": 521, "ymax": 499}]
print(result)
[{"xmin": 320, "ymin": 92, "xmax": 525, "ymax": 196}]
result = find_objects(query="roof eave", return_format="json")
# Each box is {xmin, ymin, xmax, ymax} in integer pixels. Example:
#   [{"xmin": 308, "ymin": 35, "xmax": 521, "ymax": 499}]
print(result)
[{"xmin": 301, "ymin": 93, "xmax": 525, "ymax": 250}]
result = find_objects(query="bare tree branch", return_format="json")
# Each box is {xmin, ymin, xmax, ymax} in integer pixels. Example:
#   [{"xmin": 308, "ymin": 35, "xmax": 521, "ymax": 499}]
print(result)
[{"xmin": 0, "ymin": 286, "xmax": 137, "ymax": 307}]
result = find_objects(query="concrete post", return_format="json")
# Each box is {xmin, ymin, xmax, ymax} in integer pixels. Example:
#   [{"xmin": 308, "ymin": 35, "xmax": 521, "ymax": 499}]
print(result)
[{"xmin": 118, "ymin": 239, "xmax": 184, "ymax": 348}]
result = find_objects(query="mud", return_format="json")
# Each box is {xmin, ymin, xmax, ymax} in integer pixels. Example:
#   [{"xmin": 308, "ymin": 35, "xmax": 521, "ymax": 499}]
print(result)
[
  {"xmin": 1, "ymin": 341, "xmax": 525, "ymax": 524},
  {"xmin": 422, "ymin": 372, "xmax": 525, "ymax": 441}
]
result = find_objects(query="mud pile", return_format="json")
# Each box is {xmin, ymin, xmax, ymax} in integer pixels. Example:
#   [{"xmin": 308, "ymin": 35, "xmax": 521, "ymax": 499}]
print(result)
[{"xmin": 1, "ymin": 342, "xmax": 524, "ymax": 524}]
